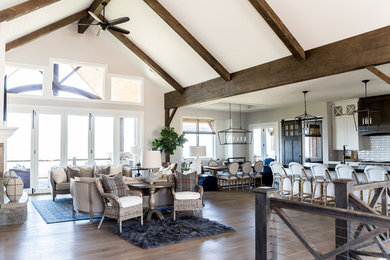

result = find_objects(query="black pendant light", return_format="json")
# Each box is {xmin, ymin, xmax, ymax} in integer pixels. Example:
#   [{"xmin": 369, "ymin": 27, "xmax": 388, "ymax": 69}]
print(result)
[
  {"xmin": 352, "ymin": 79, "xmax": 379, "ymax": 131},
  {"xmin": 218, "ymin": 104, "xmax": 253, "ymax": 145},
  {"xmin": 295, "ymin": 91, "xmax": 322, "ymax": 137}
]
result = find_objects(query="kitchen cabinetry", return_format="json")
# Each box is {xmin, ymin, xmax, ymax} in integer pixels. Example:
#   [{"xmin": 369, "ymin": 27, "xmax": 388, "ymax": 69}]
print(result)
[{"xmin": 332, "ymin": 100, "xmax": 360, "ymax": 150}]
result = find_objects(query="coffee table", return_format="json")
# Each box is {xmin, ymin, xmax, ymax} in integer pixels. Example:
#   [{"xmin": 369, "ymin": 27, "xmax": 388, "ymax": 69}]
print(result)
[{"xmin": 129, "ymin": 182, "xmax": 174, "ymax": 222}]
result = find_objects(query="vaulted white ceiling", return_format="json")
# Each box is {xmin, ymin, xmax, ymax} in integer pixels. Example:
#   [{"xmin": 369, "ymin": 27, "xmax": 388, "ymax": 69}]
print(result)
[{"xmin": 3, "ymin": 0, "xmax": 390, "ymax": 108}]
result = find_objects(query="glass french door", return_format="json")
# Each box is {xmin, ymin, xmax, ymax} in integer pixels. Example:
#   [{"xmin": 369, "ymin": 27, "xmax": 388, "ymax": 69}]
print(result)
[
  {"xmin": 36, "ymin": 113, "xmax": 62, "ymax": 191},
  {"xmin": 252, "ymin": 124, "xmax": 277, "ymax": 161},
  {"xmin": 67, "ymin": 115, "xmax": 89, "ymax": 166},
  {"xmin": 94, "ymin": 116, "xmax": 114, "ymax": 165},
  {"xmin": 6, "ymin": 112, "xmax": 32, "ymax": 192}
]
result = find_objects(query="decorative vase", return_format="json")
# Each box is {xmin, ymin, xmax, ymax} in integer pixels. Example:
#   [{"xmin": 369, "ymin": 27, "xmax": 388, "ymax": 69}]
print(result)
[
  {"xmin": 4, "ymin": 171, "xmax": 17, "ymax": 186},
  {"xmin": 6, "ymin": 177, "xmax": 24, "ymax": 202}
]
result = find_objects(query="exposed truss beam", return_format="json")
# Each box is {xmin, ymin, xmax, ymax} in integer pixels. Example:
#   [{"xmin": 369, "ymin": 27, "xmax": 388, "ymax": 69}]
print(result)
[
  {"xmin": 108, "ymin": 29, "xmax": 185, "ymax": 94},
  {"xmin": 165, "ymin": 25, "xmax": 390, "ymax": 109},
  {"xmin": 366, "ymin": 65, "xmax": 390, "ymax": 84},
  {"xmin": 143, "ymin": 0, "xmax": 231, "ymax": 81},
  {"xmin": 165, "ymin": 107, "xmax": 178, "ymax": 127},
  {"xmin": 78, "ymin": 0, "xmax": 111, "ymax": 34},
  {"xmin": 0, "ymin": 0, "xmax": 60, "ymax": 23},
  {"xmin": 248, "ymin": 0, "xmax": 305, "ymax": 60},
  {"xmin": 6, "ymin": 10, "xmax": 89, "ymax": 52}
]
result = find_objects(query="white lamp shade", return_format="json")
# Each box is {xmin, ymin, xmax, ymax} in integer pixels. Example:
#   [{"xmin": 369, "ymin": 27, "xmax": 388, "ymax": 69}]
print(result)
[
  {"xmin": 189, "ymin": 146, "xmax": 206, "ymax": 157},
  {"xmin": 142, "ymin": 151, "xmax": 161, "ymax": 168}
]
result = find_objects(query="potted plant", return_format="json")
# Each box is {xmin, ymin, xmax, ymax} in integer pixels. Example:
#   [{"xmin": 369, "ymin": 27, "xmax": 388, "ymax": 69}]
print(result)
[{"xmin": 152, "ymin": 126, "xmax": 187, "ymax": 162}]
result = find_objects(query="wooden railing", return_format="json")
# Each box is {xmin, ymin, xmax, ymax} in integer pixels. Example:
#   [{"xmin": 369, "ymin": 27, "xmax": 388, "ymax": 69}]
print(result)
[{"xmin": 255, "ymin": 179, "xmax": 390, "ymax": 260}]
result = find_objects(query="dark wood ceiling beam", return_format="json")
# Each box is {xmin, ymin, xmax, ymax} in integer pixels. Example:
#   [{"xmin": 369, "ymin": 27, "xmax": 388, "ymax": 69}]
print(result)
[
  {"xmin": 164, "ymin": 25, "xmax": 390, "ymax": 109},
  {"xmin": 78, "ymin": 0, "xmax": 111, "ymax": 34},
  {"xmin": 6, "ymin": 10, "xmax": 89, "ymax": 52},
  {"xmin": 366, "ymin": 65, "xmax": 390, "ymax": 85},
  {"xmin": 248, "ymin": 0, "xmax": 305, "ymax": 60},
  {"xmin": 143, "ymin": 0, "xmax": 231, "ymax": 81},
  {"xmin": 0, "ymin": 0, "xmax": 60, "ymax": 22},
  {"xmin": 108, "ymin": 29, "xmax": 184, "ymax": 94}
]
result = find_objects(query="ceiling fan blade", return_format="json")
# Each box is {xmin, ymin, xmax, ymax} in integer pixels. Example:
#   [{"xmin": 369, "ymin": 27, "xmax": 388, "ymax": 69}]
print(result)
[
  {"xmin": 108, "ymin": 17, "xmax": 130, "ymax": 26},
  {"xmin": 108, "ymin": 25, "xmax": 130, "ymax": 35},
  {"xmin": 96, "ymin": 27, "xmax": 102, "ymax": 37},
  {"xmin": 88, "ymin": 11, "xmax": 103, "ymax": 23}
]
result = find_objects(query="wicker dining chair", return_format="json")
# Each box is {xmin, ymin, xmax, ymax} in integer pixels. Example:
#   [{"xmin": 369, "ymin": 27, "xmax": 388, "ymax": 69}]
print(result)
[
  {"xmin": 95, "ymin": 178, "xmax": 143, "ymax": 233},
  {"xmin": 289, "ymin": 162, "xmax": 312, "ymax": 202},
  {"xmin": 237, "ymin": 161, "xmax": 252, "ymax": 189},
  {"xmin": 310, "ymin": 163, "xmax": 335, "ymax": 205},
  {"xmin": 270, "ymin": 161, "xmax": 294, "ymax": 199},
  {"xmin": 217, "ymin": 162, "xmax": 239, "ymax": 191},
  {"xmin": 250, "ymin": 160, "xmax": 264, "ymax": 188}
]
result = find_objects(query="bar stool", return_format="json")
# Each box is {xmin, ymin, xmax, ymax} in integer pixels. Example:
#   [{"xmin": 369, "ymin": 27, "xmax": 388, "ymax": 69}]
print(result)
[
  {"xmin": 335, "ymin": 164, "xmax": 364, "ymax": 200},
  {"xmin": 310, "ymin": 163, "xmax": 335, "ymax": 205},
  {"xmin": 364, "ymin": 166, "xmax": 389, "ymax": 207},
  {"xmin": 289, "ymin": 162, "xmax": 312, "ymax": 202},
  {"xmin": 270, "ymin": 161, "xmax": 295, "ymax": 199}
]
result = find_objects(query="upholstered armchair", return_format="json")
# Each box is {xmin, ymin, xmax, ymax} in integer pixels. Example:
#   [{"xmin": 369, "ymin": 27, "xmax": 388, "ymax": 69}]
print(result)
[
  {"xmin": 172, "ymin": 172, "xmax": 203, "ymax": 221},
  {"xmin": 95, "ymin": 178, "xmax": 143, "ymax": 233}
]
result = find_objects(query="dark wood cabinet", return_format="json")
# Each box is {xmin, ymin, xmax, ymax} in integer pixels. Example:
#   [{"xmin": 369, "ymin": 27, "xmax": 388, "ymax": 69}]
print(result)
[{"xmin": 358, "ymin": 94, "xmax": 390, "ymax": 135}]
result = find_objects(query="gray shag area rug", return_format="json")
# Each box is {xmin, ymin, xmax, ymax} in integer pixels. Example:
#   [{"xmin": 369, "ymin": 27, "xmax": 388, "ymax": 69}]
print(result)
[{"xmin": 109, "ymin": 215, "xmax": 236, "ymax": 249}]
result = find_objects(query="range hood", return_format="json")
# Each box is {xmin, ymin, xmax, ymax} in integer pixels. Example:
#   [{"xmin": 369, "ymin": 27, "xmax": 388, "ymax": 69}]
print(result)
[{"xmin": 357, "ymin": 93, "xmax": 390, "ymax": 136}]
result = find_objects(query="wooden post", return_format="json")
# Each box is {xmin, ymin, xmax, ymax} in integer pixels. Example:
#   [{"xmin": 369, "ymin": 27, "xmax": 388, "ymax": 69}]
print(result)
[
  {"xmin": 254, "ymin": 187, "xmax": 278, "ymax": 260},
  {"xmin": 334, "ymin": 179, "xmax": 354, "ymax": 260}
]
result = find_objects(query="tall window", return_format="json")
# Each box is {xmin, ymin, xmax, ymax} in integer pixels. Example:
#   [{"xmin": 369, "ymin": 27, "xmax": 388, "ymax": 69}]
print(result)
[
  {"xmin": 111, "ymin": 76, "xmax": 142, "ymax": 104},
  {"xmin": 5, "ymin": 65, "xmax": 43, "ymax": 96},
  {"xmin": 182, "ymin": 119, "xmax": 215, "ymax": 158},
  {"xmin": 52, "ymin": 61, "xmax": 104, "ymax": 100}
]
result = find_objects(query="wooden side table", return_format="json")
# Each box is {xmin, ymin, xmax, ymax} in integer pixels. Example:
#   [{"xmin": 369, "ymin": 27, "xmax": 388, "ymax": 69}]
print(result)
[{"xmin": 129, "ymin": 182, "xmax": 174, "ymax": 222}]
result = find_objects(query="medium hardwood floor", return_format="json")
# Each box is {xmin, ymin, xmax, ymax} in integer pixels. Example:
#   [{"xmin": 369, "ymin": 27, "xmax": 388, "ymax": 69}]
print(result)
[{"xmin": 0, "ymin": 190, "xmax": 356, "ymax": 260}]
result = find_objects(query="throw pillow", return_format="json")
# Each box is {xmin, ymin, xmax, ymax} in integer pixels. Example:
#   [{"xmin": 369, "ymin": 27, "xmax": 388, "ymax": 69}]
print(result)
[
  {"xmin": 79, "ymin": 166, "xmax": 93, "ymax": 178},
  {"xmin": 51, "ymin": 167, "xmax": 67, "ymax": 184},
  {"xmin": 93, "ymin": 165, "xmax": 110, "ymax": 178},
  {"xmin": 101, "ymin": 174, "xmax": 129, "ymax": 197},
  {"xmin": 110, "ymin": 165, "xmax": 123, "ymax": 175},
  {"xmin": 175, "ymin": 171, "xmax": 197, "ymax": 192},
  {"xmin": 67, "ymin": 166, "xmax": 81, "ymax": 181}
]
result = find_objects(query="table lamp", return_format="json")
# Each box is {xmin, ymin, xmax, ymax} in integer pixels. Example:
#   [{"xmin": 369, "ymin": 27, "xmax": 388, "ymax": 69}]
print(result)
[
  {"xmin": 130, "ymin": 146, "xmax": 142, "ymax": 166},
  {"xmin": 189, "ymin": 146, "xmax": 206, "ymax": 174},
  {"xmin": 142, "ymin": 150, "xmax": 162, "ymax": 184}
]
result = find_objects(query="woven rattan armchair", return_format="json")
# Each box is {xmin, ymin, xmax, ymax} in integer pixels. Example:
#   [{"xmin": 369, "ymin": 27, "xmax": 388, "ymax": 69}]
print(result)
[
  {"xmin": 171, "ymin": 185, "xmax": 203, "ymax": 221},
  {"xmin": 95, "ymin": 178, "xmax": 143, "ymax": 233}
]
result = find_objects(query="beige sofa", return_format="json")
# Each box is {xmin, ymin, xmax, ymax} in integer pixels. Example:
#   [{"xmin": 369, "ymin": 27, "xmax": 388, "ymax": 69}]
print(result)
[{"xmin": 49, "ymin": 165, "xmax": 132, "ymax": 201}]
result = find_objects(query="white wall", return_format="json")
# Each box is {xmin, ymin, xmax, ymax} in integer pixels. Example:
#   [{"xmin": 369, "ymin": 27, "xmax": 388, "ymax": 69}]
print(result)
[
  {"xmin": 5, "ymin": 25, "xmax": 165, "ymax": 150},
  {"xmin": 246, "ymin": 101, "xmax": 331, "ymax": 163}
]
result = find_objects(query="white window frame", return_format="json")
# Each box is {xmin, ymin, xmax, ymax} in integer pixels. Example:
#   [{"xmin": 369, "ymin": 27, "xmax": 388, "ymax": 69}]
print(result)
[
  {"xmin": 49, "ymin": 58, "xmax": 107, "ymax": 102},
  {"xmin": 110, "ymin": 74, "xmax": 144, "ymax": 106},
  {"xmin": 249, "ymin": 122, "xmax": 279, "ymax": 162},
  {"xmin": 181, "ymin": 117, "xmax": 216, "ymax": 160},
  {"xmin": 5, "ymin": 62, "xmax": 46, "ymax": 98},
  {"xmin": 6, "ymin": 104, "xmax": 143, "ymax": 193}
]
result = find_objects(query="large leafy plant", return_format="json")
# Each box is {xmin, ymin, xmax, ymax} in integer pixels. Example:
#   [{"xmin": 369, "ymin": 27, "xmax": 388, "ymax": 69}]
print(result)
[{"xmin": 152, "ymin": 126, "xmax": 187, "ymax": 162}]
